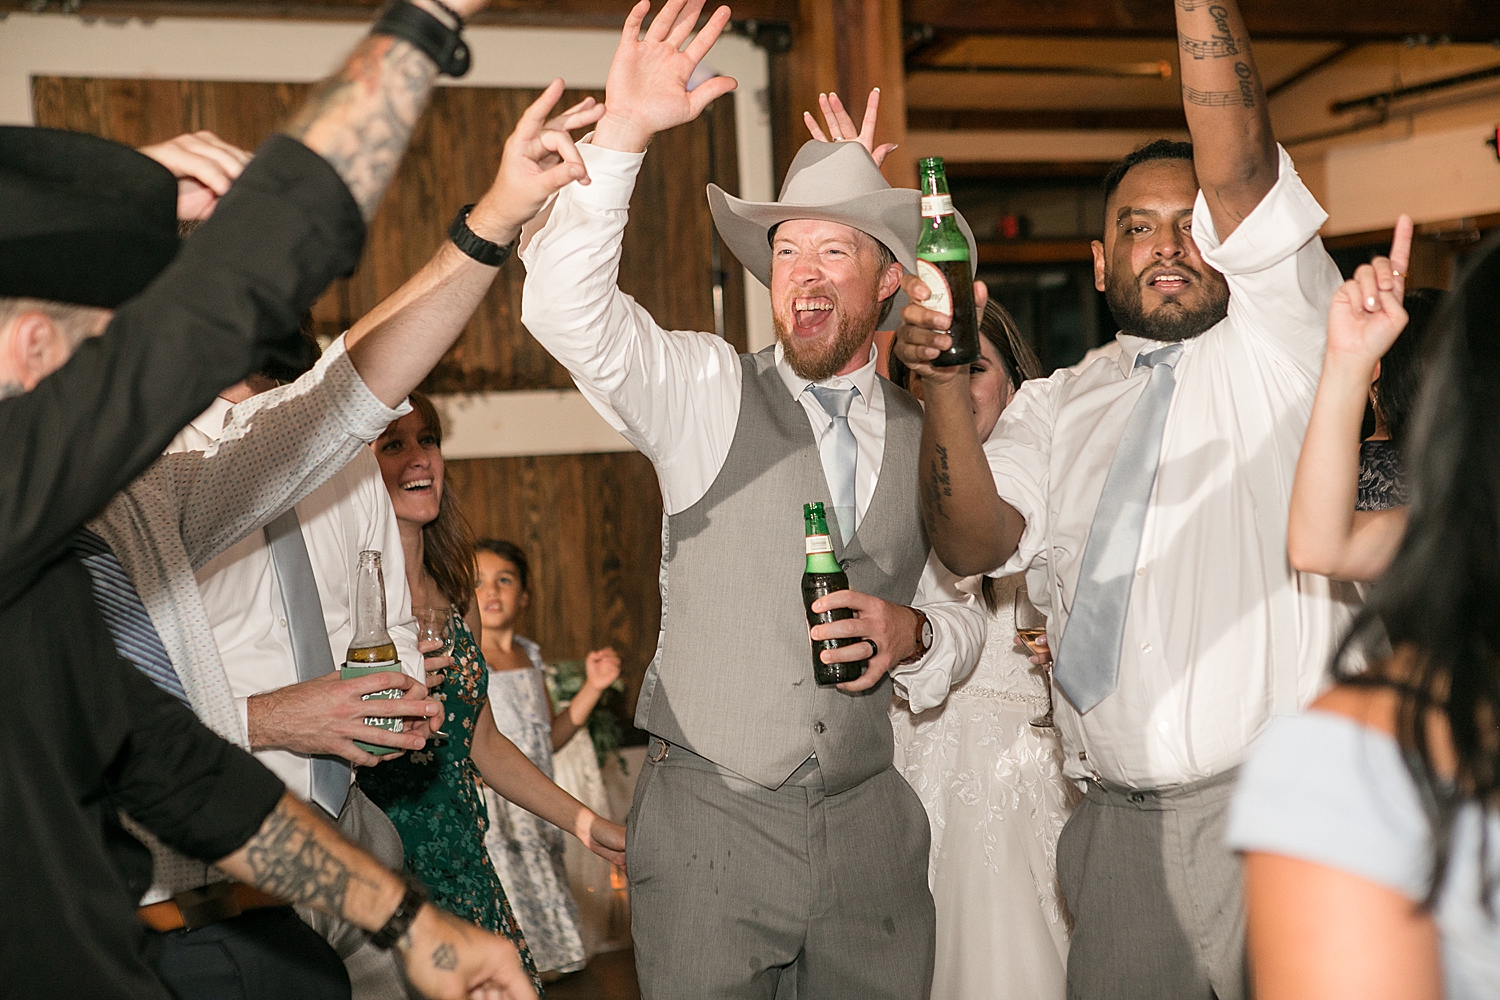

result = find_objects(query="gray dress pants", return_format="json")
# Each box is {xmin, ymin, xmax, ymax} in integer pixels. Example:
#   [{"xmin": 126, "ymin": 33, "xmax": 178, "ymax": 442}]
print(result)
[
  {"xmin": 627, "ymin": 738, "xmax": 936, "ymax": 1000},
  {"xmin": 1056, "ymin": 767, "xmax": 1246, "ymax": 1000}
]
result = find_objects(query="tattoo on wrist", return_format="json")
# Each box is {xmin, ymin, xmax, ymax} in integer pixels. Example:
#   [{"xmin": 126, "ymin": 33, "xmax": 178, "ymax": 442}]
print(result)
[
  {"xmin": 242, "ymin": 799, "xmax": 368, "ymax": 919},
  {"xmin": 921, "ymin": 444, "xmax": 954, "ymax": 523},
  {"xmin": 431, "ymin": 942, "xmax": 458, "ymax": 971},
  {"xmin": 282, "ymin": 35, "xmax": 438, "ymax": 221}
]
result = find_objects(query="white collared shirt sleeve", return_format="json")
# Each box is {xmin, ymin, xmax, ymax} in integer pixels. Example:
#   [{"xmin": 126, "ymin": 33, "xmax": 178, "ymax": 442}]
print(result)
[
  {"xmin": 520, "ymin": 143, "xmax": 742, "ymax": 516},
  {"xmin": 1192, "ymin": 144, "xmax": 1343, "ymax": 378},
  {"xmin": 890, "ymin": 551, "xmax": 986, "ymax": 712},
  {"xmin": 983, "ymin": 372, "xmax": 1067, "ymax": 578}
]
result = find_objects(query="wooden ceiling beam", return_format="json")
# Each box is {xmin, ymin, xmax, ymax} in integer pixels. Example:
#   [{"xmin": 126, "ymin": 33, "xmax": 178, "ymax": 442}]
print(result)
[
  {"xmin": 908, "ymin": 106, "xmax": 1186, "ymax": 131},
  {"xmin": 904, "ymin": 0, "xmax": 1500, "ymax": 43}
]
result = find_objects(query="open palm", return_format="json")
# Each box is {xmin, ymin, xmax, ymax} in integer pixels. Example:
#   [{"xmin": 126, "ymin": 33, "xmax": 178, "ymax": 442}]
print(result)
[{"xmin": 595, "ymin": 0, "xmax": 738, "ymax": 153}]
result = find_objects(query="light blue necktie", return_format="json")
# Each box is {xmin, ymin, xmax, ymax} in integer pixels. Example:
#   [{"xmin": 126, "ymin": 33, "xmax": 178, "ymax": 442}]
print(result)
[
  {"xmin": 74, "ymin": 529, "xmax": 191, "ymax": 705},
  {"xmin": 1053, "ymin": 343, "xmax": 1184, "ymax": 714},
  {"xmin": 265, "ymin": 508, "xmax": 351, "ymax": 818},
  {"xmin": 809, "ymin": 384, "xmax": 859, "ymax": 544}
]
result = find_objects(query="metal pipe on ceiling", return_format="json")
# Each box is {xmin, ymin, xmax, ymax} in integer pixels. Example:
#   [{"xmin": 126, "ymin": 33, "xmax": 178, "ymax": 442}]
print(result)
[
  {"xmin": 1331, "ymin": 62, "xmax": 1500, "ymax": 114},
  {"xmin": 914, "ymin": 60, "xmax": 1173, "ymax": 80}
]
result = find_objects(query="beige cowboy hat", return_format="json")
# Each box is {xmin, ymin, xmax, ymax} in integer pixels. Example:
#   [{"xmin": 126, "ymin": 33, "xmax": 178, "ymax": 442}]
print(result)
[{"xmin": 707, "ymin": 139, "xmax": 977, "ymax": 331}]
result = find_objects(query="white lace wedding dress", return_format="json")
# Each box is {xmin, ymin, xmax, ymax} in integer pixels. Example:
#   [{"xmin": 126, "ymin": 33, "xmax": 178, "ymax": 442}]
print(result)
[{"xmin": 892, "ymin": 572, "xmax": 1081, "ymax": 1000}]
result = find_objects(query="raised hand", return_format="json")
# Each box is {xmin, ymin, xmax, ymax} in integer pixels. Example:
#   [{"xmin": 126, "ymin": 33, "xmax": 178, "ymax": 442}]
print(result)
[
  {"xmin": 802, "ymin": 89, "xmax": 897, "ymax": 166},
  {"xmin": 1327, "ymin": 214, "xmax": 1413, "ymax": 366},
  {"xmin": 468, "ymin": 80, "xmax": 606, "ymax": 247},
  {"xmin": 891, "ymin": 271, "xmax": 990, "ymax": 385},
  {"xmin": 137, "ymin": 130, "xmax": 253, "ymax": 221},
  {"xmin": 583, "ymin": 647, "xmax": 622, "ymax": 692},
  {"xmin": 594, "ymin": 0, "xmax": 738, "ymax": 153}
]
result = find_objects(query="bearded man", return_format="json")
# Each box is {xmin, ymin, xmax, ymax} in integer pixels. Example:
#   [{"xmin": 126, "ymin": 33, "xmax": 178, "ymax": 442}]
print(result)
[
  {"xmin": 518, "ymin": 3, "xmax": 983, "ymax": 997},
  {"xmin": 893, "ymin": 1, "xmax": 1361, "ymax": 998}
]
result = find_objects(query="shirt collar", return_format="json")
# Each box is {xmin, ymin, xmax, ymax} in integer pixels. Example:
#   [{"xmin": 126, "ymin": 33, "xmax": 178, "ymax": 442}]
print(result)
[
  {"xmin": 1114, "ymin": 333, "xmax": 1193, "ymax": 377},
  {"xmin": 193, "ymin": 395, "xmax": 237, "ymax": 444},
  {"xmin": 774, "ymin": 341, "xmax": 879, "ymax": 414}
]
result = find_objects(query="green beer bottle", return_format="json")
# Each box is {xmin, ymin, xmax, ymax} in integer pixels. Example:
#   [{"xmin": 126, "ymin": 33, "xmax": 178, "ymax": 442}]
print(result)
[
  {"xmin": 801, "ymin": 502, "xmax": 867, "ymax": 686},
  {"xmin": 339, "ymin": 549, "xmax": 404, "ymax": 755},
  {"xmin": 916, "ymin": 156, "xmax": 980, "ymax": 367}
]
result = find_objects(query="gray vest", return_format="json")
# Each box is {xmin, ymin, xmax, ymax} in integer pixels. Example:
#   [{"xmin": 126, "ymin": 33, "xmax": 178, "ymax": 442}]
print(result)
[{"xmin": 637, "ymin": 347, "xmax": 930, "ymax": 794}]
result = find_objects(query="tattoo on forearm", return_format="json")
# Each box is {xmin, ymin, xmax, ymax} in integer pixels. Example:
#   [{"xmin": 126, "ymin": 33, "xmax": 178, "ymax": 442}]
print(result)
[
  {"xmin": 1184, "ymin": 69, "xmax": 1255, "ymax": 109},
  {"xmin": 431, "ymin": 942, "xmax": 458, "ymax": 971},
  {"xmin": 1178, "ymin": 33, "xmax": 1246, "ymax": 60},
  {"xmin": 282, "ymin": 35, "xmax": 438, "ymax": 221},
  {"xmin": 921, "ymin": 444, "xmax": 954, "ymax": 523},
  {"xmin": 242, "ymin": 799, "xmax": 362, "ymax": 917}
]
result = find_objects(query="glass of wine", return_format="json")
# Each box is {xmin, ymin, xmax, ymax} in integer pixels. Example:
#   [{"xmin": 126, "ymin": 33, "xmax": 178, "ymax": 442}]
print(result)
[
  {"xmin": 414, "ymin": 606, "xmax": 453, "ymax": 740},
  {"xmin": 1014, "ymin": 582, "xmax": 1053, "ymax": 728}
]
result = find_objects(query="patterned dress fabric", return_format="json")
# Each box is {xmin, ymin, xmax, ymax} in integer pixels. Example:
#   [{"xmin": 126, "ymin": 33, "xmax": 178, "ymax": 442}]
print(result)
[
  {"xmin": 891, "ymin": 572, "xmax": 1081, "ymax": 1000},
  {"xmin": 1357, "ymin": 439, "xmax": 1408, "ymax": 511},
  {"xmin": 359, "ymin": 609, "xmax": 542, "ymax": 996},
  {"xmin": 483, "ymin": 638, "xmax": 587, "ymax": 974}
]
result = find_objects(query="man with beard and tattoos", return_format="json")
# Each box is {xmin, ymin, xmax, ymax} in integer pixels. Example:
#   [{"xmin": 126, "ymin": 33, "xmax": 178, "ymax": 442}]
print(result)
[
  {"xmin": 519, "ymin": 3, "xmax": 983, "ymax": 997},
  {"xmin": 893, "ymin": 1, "xmax": 1361, "ymax": 998}
]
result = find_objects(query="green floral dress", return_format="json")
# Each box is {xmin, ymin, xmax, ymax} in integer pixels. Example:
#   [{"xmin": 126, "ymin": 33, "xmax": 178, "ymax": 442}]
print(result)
[{"xmin": 359, "ymin": 608, "xmax": 543, "ymax": 996}]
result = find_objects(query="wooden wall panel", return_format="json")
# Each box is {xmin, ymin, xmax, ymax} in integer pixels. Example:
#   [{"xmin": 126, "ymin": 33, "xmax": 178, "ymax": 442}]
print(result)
[{"xmin": 30, "ymin": 73, "xmax": 749, "ymax": 718}]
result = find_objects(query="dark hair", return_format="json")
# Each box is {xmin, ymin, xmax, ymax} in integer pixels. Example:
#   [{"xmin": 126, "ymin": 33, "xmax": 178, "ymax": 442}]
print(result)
[
  {"xmin": 1374, "ymin": 288, "xmax": 1445, "ymax": 446},
  {"xmin": 474, "ymin": 539, "xmax": 530, "ymax": 592},
  {"xmin": 258, "ymin": 312, "xmax": 322, "ymax": 385},
  {"xmin": 889, "ymin": 298, "xmax": 1041, "ymax": 393},
  {"xmin": 1332, "ymin": 232, "xmax": 1500, "ymax": 910},
  {"xmin": 1102, "ymin": 140, "xmax": 1196, "ymax": 207},
  {"xmin": 403, "ymin": 392, "xmax": 477, "ymax": 615}
]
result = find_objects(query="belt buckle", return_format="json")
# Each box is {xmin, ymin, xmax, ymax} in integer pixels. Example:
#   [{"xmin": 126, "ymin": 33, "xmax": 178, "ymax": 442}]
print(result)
[
  {"xmin": 648, "ymin": 738, "xmax": 670, "ymax": 763},
  {"xmin": 175, "ymin": 882, "xmax": 242, "ymax": 932}
]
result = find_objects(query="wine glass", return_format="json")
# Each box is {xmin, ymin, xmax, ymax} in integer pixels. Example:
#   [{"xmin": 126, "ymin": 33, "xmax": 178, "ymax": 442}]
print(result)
[
  {"xmin": 414, "ymin": 606, "xmax": 453, "ymax": 740},
  {"xmin": 1014, "ymin": 582, "xmax": 1053, "ymax": 728}
]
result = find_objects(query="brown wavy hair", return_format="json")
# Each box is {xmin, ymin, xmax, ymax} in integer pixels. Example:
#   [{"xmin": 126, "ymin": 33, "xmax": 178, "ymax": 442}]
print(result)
[{"xmin": 405, "ymin": 392, "xmax": 476, "ymax": 615}]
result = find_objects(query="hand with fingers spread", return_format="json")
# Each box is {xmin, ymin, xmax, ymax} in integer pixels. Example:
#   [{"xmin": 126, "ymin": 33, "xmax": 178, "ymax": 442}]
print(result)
[
  {"xmin": 247, "ymin": 669, "xmax": 441, "ymax": 766},
  {"xmin": 594, "ymin": 0, "xmax": 738, "ymax": 154},
  {"xmin": 802, "ymin": 89, "xmax": 898, "ymax": 166},
  {"xmin": 1327, "ymin": 214, "xmax": 1413, "ymax": 368},
  {"xmin": 137, "ymin": 130, "xmax": 253, "ymax": 221},
  {"xmin": 891, "ymin": 271, "xmax": 991, "ymax": 387},
  {"xmin": 467, "ymin": 80, "xmax": 607, "ymax": 247}
]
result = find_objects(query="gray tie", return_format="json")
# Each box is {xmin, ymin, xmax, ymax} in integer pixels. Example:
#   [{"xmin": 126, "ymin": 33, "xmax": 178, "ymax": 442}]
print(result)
[
  {"xmin": 1053, "ymin": 343, "xmax": 1184, "ymax": 714},
  {"xmin": 809, "ymin": 384, "xmax": 859, "ymax": 544},
  {"xmin": 265, "ymin": 508, "xmax": 351, "ymax": 818}
]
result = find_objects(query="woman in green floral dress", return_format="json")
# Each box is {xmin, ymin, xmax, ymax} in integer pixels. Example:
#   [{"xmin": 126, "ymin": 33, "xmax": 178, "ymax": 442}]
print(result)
[{"xmin": 361, "ymin": 395, "xmax": 628, "ymax": 995}]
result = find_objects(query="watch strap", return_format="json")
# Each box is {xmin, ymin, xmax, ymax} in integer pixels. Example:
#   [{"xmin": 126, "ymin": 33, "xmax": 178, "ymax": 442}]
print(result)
[
  {"xmin": 448, "ymin": 203, "xmax": 514, "ymax": 267},
  {"xmin": 370, "ymin": 0, "xmax": 471, "ymax": 78},
  {"xmin": 370, "ymin": 873, "xmax": 428, "ymax": 950},
  {"xmin": 897, "ymin": 608, "xmax": 931, "ymax": 666}
]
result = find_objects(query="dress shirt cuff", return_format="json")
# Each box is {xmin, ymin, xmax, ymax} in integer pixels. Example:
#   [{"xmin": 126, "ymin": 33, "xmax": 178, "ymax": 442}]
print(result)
[
  {"xmin": 891, "ymin": 602, "xmax": 983, "ymax": 714},
  {"xmin": 568, "ymin": 142, "xmax": 647, "ymax": 213},
  {"xmin": 236, "ymin": 696, "xmax": 252, "ymax": 747},
  {"xmin": 1193, "ymin": 145, "xmax": 1327, "ymax": 275},
  {"xmin": 225, "ymin": 334, "xmax": 411, "ymax": 445}
]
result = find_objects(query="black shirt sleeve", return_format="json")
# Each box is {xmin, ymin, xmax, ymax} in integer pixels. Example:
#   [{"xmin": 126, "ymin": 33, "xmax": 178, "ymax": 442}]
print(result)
[{"xmin": 0, "ymin": 135, "xmax": 365, "ymax": 606}]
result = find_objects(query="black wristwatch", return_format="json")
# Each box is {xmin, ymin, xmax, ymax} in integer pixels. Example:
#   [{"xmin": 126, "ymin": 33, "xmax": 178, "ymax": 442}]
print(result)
[
  {"xmin": 370, "ymin": 873, "xmax": 429, "ymax": 950},
  {"xmin": 897, "ymin": 608, "xmax": 934, "ymax": 666},
  {"xmin": 449, "ymin": 204, "xmax": 515, "ymax": 267},
  {"xmin": 370, "ymin": 0, "xmax": 471, "ymax": 78}
]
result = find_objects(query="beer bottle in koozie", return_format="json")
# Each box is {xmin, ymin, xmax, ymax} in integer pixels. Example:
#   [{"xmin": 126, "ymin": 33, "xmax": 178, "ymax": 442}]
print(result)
[
  {"xmin": 340, "ymin": 549, "xmax": 403, "ymax": 755},
  {"xmin": 801, "ymin": 502, "xmax": 867, "ymax": 686},
  {"xmin": 916, "ymin": 156, "xmax": 980, "ymax": 367}
]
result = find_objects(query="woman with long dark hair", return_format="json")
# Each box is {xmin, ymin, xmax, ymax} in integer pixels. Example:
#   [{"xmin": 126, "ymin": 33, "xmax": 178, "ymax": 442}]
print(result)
[
  {"xmin": 889, "ymin": 300, "xmax": 1081, "ymax": 1000},
  {"xmin": 359, "ymin": 393, "xmax": 626, "ymax": 996},
  {"xmin": 1229, "ymin": 231, "xmax": 1500, "ymax": 996}
]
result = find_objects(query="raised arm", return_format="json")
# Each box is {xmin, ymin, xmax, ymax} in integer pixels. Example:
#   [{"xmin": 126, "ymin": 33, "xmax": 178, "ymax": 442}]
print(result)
[
  {"xmin": 1174, "ymin": 0, "xmax": 1278, "ymax": 239},
  {"xmin": 1288, "ymin": 219, "xmax": 1413, "ymax": 581}
]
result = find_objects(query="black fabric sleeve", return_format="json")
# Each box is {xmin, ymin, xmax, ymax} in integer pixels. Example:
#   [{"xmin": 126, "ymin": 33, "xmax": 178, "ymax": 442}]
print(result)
[
  {"xmin": 0, "ymin": 136, "xmax": 365, "ymax": 607},
  {"xmin": 105, "ymin": 655, "xmax": 286, "ymax": 861}
]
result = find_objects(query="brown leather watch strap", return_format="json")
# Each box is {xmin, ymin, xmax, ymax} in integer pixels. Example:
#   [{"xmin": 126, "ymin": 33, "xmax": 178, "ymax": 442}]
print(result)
[{"xmin": 897, "ymin": 607, "xmax": 931, "ymax": 666}]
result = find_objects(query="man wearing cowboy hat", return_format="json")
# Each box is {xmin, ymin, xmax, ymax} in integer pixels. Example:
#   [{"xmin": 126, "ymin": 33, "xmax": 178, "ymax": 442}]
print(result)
[{"xmin": 519, "ymin": 2, "xmax": 984, "ymax": 997}]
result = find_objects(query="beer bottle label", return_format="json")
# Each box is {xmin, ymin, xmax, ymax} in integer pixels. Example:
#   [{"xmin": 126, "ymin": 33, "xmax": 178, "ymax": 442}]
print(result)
[
  {"xmin": 921, "ymin": 194, "xmax": 954, "ymax": 218},
  {"xmin": 915, "ymin": 259, "xmax": 953, "ymax": 317},
  {"xmin": 805, "ymin": 534, "xmax": 834, "ymax": 555}
]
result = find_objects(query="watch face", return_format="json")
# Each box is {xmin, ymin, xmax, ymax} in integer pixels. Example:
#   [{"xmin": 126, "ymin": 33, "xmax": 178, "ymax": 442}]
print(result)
[{"xmin": 921, "ymin": 619, "xmax": 934, "ymax": 648}]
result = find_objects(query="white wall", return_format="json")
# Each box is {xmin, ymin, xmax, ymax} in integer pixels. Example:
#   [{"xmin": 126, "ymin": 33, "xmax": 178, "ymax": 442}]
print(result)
[{"xmin": 0, "ymin": 12, "xmax": 775, "ymax": 457}]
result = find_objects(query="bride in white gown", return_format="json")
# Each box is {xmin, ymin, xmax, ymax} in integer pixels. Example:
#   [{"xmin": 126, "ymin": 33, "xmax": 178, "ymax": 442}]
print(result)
[{"xmin": 888, "ymin": 300, "xmax": 1081, "ymax": 1000}]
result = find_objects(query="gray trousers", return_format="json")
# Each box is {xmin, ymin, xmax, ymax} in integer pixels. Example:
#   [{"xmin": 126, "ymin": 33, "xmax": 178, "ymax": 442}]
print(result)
[
  {"xmin": 627, "ymin": 738, "xmax": 935, "ymax": 1000},
  {"xmin": 1056, "ymin": 767, "xmax": 1246, "ymax": 1000}
]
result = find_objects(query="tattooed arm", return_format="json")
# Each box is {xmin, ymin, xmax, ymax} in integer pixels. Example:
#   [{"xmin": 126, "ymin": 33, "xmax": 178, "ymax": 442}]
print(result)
[
  {"xmin": 216, "ymin": 793, "xmax": 538, "ymax": 1000},
  {"xmin": 1174, "ymin": 0, "xmax": 1278, "ymax": 238},
  {"xmin": 280, "ymin": 0, "xmax": 489, "ymax": 221}
]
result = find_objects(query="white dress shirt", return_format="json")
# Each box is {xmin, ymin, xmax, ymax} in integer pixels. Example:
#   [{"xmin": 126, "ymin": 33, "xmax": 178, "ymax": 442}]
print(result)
[
  {"xmin": 520, "ymin": 143, "xmax": 985, "ymax": 711},
  {"xmin": 182, "ymin": 405, "xmax": 422, "ymax": 801},
  {"xmin": 986, "ymin": 146, "xmax": 1362, "ymax": 788}
]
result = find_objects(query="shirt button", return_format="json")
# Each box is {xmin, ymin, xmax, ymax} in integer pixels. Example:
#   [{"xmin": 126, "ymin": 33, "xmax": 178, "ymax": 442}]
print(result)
[
  {"xmin": 279, "ymin": 618, "xmax": 287, "ymax": 628},
  {"xmin": 1141, "ymin": 642, "xmax": 1152, "ymax": 653},
  {"xmin": 1129, "ymin": 792, "xmax": 1146, "ymax": 804},
  {"xmin": 814, "ymin": 721, "xmax": 827, "ymax": 734},
  {"xmin": 1136, "ymin": 568, "xmax": 1145, "ymax": 577}
]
